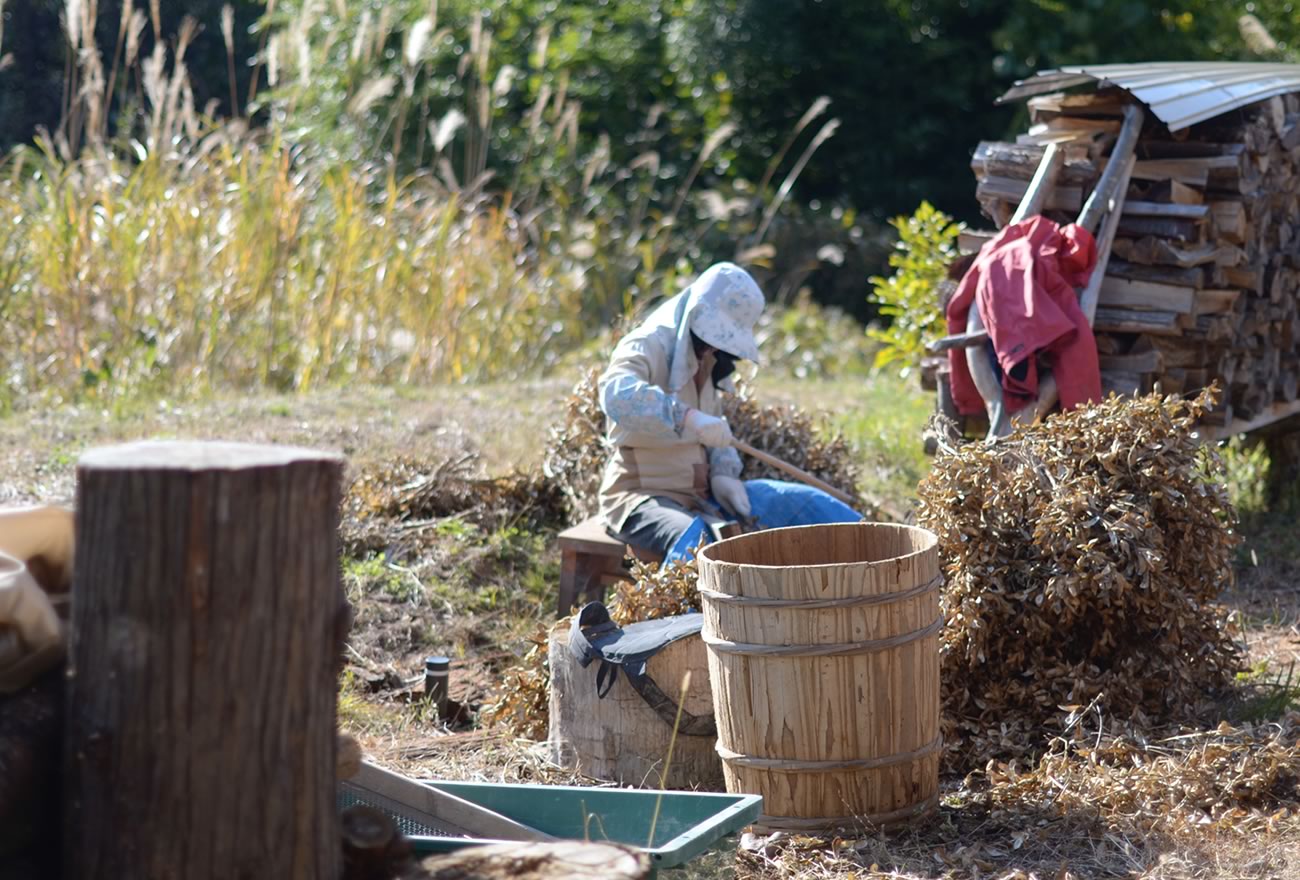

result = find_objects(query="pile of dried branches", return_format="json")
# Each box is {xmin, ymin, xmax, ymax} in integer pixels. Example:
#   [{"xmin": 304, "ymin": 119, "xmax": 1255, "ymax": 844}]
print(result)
[
  {"xmin": 918, "ymin": 389, "xmax": 1244, "ymax": 771},
  {"xmin": 478, "ymin": 624, "xmax": 552, "ymax": 742},
  {"xmin": 988, "ymin": 712, "xmax": 1300, "ymax": 840},
  {"xmin": 541, "ymin": 367, "xmax": 609, "ymax": 523},
  {"xmin": 540, "ymin": 369, "xmax": 862, "ymax": 527},
  {"xmin": 341, "ymin": 454, "xmax": 565, "ymax": 557},
  {"xmin": 607, "ymin": 558, "xmax": 701, "ymax": 626}
]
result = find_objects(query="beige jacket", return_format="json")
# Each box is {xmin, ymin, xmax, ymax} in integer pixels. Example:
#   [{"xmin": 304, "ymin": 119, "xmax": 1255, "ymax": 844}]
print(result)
[{"xmin": 597, "ymin": 325, "xmax": 743, "ymax": 533}]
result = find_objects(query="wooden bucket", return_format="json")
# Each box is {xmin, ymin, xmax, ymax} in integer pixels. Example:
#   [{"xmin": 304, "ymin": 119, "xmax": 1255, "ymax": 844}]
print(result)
[
  {"xmin": 697, "ymin": 522, "xmax": 942, "ymax": 831},
  {"xmin": 547, "ymin": 621, "xmax": 723, "ymax": 790}
]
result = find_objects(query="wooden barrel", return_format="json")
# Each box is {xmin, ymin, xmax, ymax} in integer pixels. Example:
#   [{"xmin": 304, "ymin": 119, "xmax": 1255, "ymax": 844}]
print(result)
[
  {"xmin": 547, "ymin": 621, "xmax": 723, "ymax": 790},
  {"xmin": 697, "ymin": 522, "xmax": 941, "ymax": 831}
]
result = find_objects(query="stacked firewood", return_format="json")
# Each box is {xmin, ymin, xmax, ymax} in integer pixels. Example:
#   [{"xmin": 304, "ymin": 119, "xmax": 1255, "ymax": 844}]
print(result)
[{"xmin": 967, "ymin": 88, "xmax": 1300, "ymax": 429}]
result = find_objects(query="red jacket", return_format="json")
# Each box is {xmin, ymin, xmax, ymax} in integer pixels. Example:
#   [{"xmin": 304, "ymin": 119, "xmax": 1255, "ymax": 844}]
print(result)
[{"xmin": 946, "ymin": 216, "xmax": 1102, "ymax": 416}]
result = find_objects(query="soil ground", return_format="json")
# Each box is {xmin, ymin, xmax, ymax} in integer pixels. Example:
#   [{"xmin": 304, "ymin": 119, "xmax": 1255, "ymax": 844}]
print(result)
[{"xmin": 3, "ymin": 374, "xmax": 1298, "ymax": 879}]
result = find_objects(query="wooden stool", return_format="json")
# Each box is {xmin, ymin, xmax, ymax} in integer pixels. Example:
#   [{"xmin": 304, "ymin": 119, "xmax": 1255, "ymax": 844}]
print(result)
[
  {"xmin": 556, "ymin": 517, "xmax": 667, "ymax": 616},
  {"xmin": 556, "ymin": 517, "xmax": 634, "ymax": 616}
]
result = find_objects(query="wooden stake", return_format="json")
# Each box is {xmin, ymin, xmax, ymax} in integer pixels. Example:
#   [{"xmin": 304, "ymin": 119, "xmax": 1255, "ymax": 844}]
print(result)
[
  {"xmin": 63, "ymin": 441, "xmax": 346, "ymax": 880},
  {"xmin": 732, "ymin": 441, "xmax": 858, "ymax": 508}
]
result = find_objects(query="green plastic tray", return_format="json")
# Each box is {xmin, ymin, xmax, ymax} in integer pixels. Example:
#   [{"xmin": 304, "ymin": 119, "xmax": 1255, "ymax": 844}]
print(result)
[{"xmin": 403, "ymin": 781, "xmax": 760, "ymax": 869}]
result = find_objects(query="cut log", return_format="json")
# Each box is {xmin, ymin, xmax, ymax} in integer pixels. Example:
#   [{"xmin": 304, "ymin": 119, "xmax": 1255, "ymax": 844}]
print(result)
[
  {"xmin": 1193, "ymin": 288, "xmax": 1242, "ymax": 316},
  {"xmin": 1106, "ymin": 259, "xmax": 1204, "ymax": 288},
  {"xmin": 958, "ymin": 229, "xmax": 996, "ymax": 254},
  {"xmin": 1098, "ymin": 276, "xmax": 1196, "ymax": 313},
  {"xmin": 977, "ymin": 175, "xmax": 1083, "ymax": 213},
  {"xmin": 547, "ymin": 621, "xmax": 722, "ymax": 790},
  {"xmin": 64, "ymin": 441, "xmax": 346, "ymax": 880},
  {"xmin": 1111, "ymin": 237, "xmax": 1238, "ymax": 268},
  {"xmin": 1093, "ymin": 307, "xmax": 1183, "ymax": 335},
  {"xmin": 1099, "ymin": 349, "xmax": 1164, "ymax": 374},
  {"xmin": 1141, "ymin": 178, "xmax": 1205, "ymax": 205},
  {"xmin": 970, "ymin": 141, "xmax": 1098, "ymax": 185},
  {"xmin": 1102, "ymin": 369, "xmax": 1152, "ymax": 397},
  {"xmin": 1210, "ymin": 200, "xmax": 1249, "ymax": 244},
  {"xmin": 421, "ymin": 842, "xmax": 650, "ymax": 880},
  {"xmin": 1115, "ymin": 215, "xmax": 1205, "ymax": 243},
  {"xmin": 1156, "ymin": 369, "xmax": 1188, "ymax": 394},
  {"xmin": 1122, "ymin": 201, "xmax": 1210, "ymax": 220}
]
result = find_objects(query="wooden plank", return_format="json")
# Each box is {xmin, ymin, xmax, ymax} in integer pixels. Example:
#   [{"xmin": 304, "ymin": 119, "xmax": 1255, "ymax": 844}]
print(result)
[
  {"xmin": 1106, "ymin": 258, "xmax": 1203, "ymax": 288},
  {"xmin": 958, "ymin": 229, "xmax": 995, "ymax": 254},
  {"xmin": 1098, "ymin": 276, "xmax": 1196, "ymax": 313},
  {"xmin": 977, "ymin": 175, "xmax": 1082, "ymax": 213},
  {"xmin": 1133, "ymin": 335, "xmax": 1212, "ymax": 369},
  {"xmin": 1214, "ymin": 263, "xmax": 1261, "ymax": 291},
  {"xmin": 1030, "ymin": 116, "xmax": 1121, "ymax": 135},
  {"xmin": 1122, "ymin": 201, "xmax": 1210, "ymax": 219},
  {"xmin": 1027, "ymin": 91, "xmax": 1130, "ymax": 115},
  {"xmin": 1101, "ymin": 369, "xmax": 1151, "ymax": 397},
  {"xmin": 1131, "ymin": 159, "xmax": 1213, "ymax": 186},
  {"xmin": 353, "ymin": 761, "xmax": 552, "ymax": 842},
  {"xmin": 1093, "ymin": 307, "xmax": 1183, "ymax": 335},
  {"xmin": 1111, "ymin": 237, "xmax": 1234, "ymax": 268},
  {"xmin": 1079, "ymin": 105, "xmax": 1144, "ymax": 235},
  {"xmin": 1115, "ymin": 215, "xmax": 1204, "ymax": 242},
  {"xmin": 926, "ymin": 329, "xmax": 988, "ymax": 354}
]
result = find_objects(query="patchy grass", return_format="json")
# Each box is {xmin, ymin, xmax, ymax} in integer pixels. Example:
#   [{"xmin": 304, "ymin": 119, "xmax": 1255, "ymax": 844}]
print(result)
[{"xmin": 6, "ymin": 372, "xmax": 1300, "ymax": 879}]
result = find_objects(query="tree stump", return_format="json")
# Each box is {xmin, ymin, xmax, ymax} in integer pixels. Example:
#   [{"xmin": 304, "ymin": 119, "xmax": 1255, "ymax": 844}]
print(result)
[
  {"xmin": 63, "ymin": 441, "xmax": 345, "ymax": 880},
  {"xmin": 547, "ymin": 621, "xmax": 723, "ymax": 790}
]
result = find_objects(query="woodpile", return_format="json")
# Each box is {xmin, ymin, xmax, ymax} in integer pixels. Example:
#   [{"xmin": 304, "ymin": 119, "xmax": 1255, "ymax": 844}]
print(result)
[
  {"xmin": 966, "ymin": 88, "xmax": 1300, "ymax": 431},
  {"xmin": 917, "ymin": 390, "xmax": 1243, "ymax": 771}
]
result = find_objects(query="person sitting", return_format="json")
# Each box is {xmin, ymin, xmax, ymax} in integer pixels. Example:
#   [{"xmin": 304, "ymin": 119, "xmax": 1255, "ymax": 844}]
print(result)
[{"xmin": 597, "ymin": 262, "xmax": 859, "ymax": 562}]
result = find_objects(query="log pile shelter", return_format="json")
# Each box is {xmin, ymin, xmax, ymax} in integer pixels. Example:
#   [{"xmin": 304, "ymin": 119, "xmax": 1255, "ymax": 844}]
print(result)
[{"xmin": 931, "ymin": 62, "xmax": 1300, "ymax": 441}]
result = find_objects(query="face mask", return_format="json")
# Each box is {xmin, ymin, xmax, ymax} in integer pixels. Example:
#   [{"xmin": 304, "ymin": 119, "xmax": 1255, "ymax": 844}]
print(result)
[{"xmin": 712, "ymin": 350, "xmax": 738, "ymax": 385}]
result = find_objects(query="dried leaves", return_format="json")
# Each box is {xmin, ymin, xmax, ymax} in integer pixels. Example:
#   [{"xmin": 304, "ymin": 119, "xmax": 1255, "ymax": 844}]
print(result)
[
  {"xmin": 721, "ymin": 392, "xmax": 861, "ymax": 495},
  {"xmin": 341, "ymin": 454, "xmax": 565, "ymax": 557},
  {"xmin": 607, "ymin": 558, "xmax": 701, "ymax": 626},
  {"xmin": 477, "ymin": 624, "xmax": 552, "ymax": 742},
  {"xmin": 919, "ymin": 389, "xmax": 1244, "ymax": 771},
  {"xmin": 541, "ymin": 367, "xmax": 609, "ymax": 523},
  {"xmin": 988, "ymin": 714, "xmax": 1300, "ymax": 840},
  {"xmin": 482, "ymin": 559, "xmax": 700, "ymax": 741}
]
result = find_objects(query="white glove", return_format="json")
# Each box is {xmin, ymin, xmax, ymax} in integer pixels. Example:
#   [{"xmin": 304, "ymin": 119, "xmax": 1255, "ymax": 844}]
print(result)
[
  {"xmin": 711, "ymin": 475, "xmax": 751, "ymax": 518},
  {"xmin": 684, "ymin": 409, "xmax": 734, "ymax": 448}
]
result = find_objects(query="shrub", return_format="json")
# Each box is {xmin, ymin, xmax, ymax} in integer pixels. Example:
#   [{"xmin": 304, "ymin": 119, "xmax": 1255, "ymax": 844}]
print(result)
[{"xmin": 866, "ymin": 201, "xmax": 962, "ymax": 376}]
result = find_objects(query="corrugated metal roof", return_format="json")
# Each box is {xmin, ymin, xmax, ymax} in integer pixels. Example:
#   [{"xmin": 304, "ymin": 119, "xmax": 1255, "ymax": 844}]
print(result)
[{"xmin": 999, "ymin": 62, "xmax": 1300, "ymax": 131}]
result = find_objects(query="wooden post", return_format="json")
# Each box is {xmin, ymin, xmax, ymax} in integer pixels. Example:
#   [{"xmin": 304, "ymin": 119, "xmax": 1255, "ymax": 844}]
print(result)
[{"xmin": 63, "ymin": 441, "xmax": 345, "ymax": 880}]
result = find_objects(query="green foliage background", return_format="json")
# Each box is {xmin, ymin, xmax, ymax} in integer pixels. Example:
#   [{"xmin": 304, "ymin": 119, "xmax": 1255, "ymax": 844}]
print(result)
[
  {"xmin": 7, "ymin": 2, "xmax": 1298, "ymax": 225},
  {"xmin": 2, "ymin": 1, "xmax": 1300, "ymax": 338}
]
